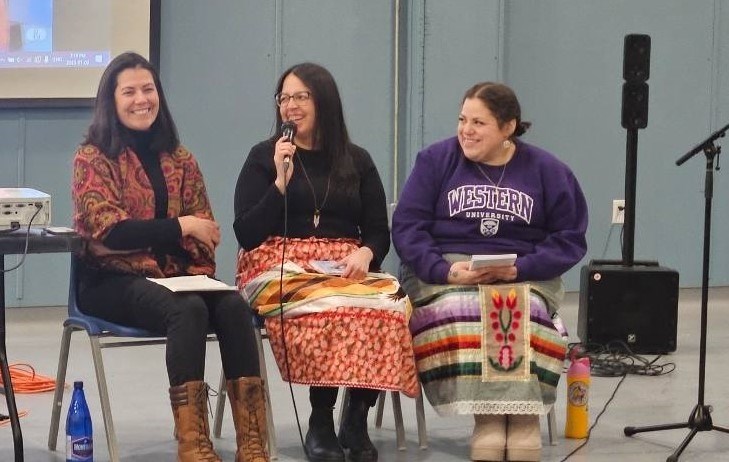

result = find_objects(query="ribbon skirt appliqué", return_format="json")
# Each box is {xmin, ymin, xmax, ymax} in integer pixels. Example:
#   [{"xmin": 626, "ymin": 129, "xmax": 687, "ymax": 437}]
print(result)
[{"xmin": 480, "ymin": 284, "xmax": 531, "ymax": 382}]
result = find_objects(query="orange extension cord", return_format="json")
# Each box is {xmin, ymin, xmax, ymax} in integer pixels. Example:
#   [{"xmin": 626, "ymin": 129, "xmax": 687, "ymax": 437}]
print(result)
[{"xmin": 0, "ymin": 363, "xmax": 61, "ymax": 427}]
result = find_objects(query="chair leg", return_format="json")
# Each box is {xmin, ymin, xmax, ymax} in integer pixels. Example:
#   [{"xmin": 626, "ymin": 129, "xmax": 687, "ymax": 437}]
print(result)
[
  {"xmin": 259, "ymin": 339, "xmax": 278, "ymax": 460},
  {"xmin": 338, "ymin": 388, "xmax": 350, "ymax": 426},
  {"xmin": 89, "ymin": 336, "xmax": 119, "ymax": 462},
  {"xmin": 254, "ymin": 328, "xmax": 278, "ymax": 460},
  {"xmin": 212, "ymin": 370, "xmax": 226, "ymax": 438},
  {"xmin": 391, "ymin": 391, "xmax": 406, "ymax": 451},
  {"xmin": 547, "ymin": 404, "xmax": 557, "ymax": 446},
  {"xmin": 374, "ymin": 391, "xmax": 386, "ymax": 428},
  {"xmin": 415, "ymin": 390, "xmax": 428, "ymax": 449},
  {"xmin": 47, "ymin": 325, "xmax": 74, "ymax": 450}
]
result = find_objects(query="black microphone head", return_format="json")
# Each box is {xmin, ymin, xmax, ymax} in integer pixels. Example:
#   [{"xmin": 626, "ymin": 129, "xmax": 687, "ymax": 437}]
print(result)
[{"xmin": 281, "ymin": 121, "xmax": 297, "ymax": 141}]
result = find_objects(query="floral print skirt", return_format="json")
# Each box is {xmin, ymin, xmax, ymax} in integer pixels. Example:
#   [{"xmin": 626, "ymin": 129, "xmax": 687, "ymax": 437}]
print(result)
[{"xmin": 236, "ymin": 236, "xmax": 419, "ymax": 397}]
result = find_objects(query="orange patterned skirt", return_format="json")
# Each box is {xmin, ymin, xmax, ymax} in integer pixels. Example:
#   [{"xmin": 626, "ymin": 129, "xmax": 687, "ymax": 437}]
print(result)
[{"xmin": 236, "ymin": 236, "xmax": 419, "ymax": 397}]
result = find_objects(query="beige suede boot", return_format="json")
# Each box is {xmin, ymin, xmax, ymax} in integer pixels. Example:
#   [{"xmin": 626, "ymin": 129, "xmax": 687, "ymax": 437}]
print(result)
[
  {"xmin": 506, "ymin": 414, "xmax": 541, "ymax": 461},
  {"xmin": 470, "ymin": 414, "xmax": 507, "ymax": 461}
]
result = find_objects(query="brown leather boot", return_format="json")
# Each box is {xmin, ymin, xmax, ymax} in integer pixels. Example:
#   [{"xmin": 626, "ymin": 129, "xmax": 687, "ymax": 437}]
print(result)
[
  {"xmin": 226, "ymin": 377, "xmax": 270, "ymax": 462},
  {"xmin": 169, "ymin": 381, "xmax": 222, "ymax": 462}
]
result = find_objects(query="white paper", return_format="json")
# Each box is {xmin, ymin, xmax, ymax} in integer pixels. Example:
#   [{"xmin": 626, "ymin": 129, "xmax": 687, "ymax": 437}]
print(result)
[
  {"xmin": 308, "ymin": 260, "xmax": 344, "ymax": 275},
  {"xmin": 468, "ymin": 254, "xmax": 517, "ymax": 270},
  {"xmin": 146, "ymin": 275, "xmax": 238, "ymax": 292}
]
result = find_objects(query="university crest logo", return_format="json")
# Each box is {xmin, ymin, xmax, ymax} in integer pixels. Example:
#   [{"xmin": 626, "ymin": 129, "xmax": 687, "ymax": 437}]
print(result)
[{"xmin": 480, "ymin": 218, "xmax": 499, "ymax": 237}]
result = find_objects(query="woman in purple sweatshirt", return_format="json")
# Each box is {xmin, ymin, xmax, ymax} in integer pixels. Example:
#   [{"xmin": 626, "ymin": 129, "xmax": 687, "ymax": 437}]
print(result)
[{"xmin": 392, "ymin": 82, "xmax": 588, "ymax": 462}]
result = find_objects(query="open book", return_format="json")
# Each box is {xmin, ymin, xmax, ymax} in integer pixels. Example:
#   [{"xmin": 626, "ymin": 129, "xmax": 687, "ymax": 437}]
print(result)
[
  {"xmin": 146, "ymin": 275, "xmax": 238, "ymax": 292},
  {"xmin": 468, "ymin": 253, "xmax": 517, "ymax": 270}
]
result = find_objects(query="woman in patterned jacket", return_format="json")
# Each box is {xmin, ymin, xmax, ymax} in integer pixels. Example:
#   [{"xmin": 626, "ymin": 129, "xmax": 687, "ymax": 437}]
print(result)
[{"xmin": 72, "ymin": 52, "xmax": 268, "ymax": 462}]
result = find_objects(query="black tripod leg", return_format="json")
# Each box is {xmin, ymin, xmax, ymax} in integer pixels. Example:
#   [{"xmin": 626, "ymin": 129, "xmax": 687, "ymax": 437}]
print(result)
[
  {"xmin": 712, "ymin": 424, "xmax": 729, "ymax": 434},
  {"xmin": 625, "ymin": 403, "xmax": 722, "ymax": 461},
  {"xmin": 666, "ymin": 427, "xmax": 699, "ymax": 462},
  {"xmin": 624, "ymin": 422, "xmax": 689, "ymax": 436}
]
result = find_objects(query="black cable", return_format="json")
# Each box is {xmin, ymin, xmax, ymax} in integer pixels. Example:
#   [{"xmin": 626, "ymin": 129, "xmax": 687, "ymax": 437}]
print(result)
[
  {"xmin": 278, "ymin": 164, "xmax": 306, "ymax": 450},
  {"xmin": 599, "ymin": 224, "xmax": 618, "ymax": 260},
  {"xmin": 2, "ymin": 204, "xmax": 43, "ymax": 273},
  {"xmin": 568, "ymin": 341, "xmax": 676, "ymax": 377}
]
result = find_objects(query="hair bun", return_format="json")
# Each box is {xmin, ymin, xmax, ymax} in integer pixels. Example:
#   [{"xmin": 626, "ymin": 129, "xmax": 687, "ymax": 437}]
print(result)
[{"xmin": 514, "ymin": 121, "xmax": 532, "ymax": 137}]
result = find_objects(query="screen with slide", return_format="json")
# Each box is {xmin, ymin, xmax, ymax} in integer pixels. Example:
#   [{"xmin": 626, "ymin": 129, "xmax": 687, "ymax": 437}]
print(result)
[{"xmin": 0, "ymin": 0, "xmax": 159, "ymax": 107}]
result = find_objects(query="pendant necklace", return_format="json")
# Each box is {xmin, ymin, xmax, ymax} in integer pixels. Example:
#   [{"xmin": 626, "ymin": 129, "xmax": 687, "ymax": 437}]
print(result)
[
  {"xmin": 297, "ymin": 156, "xmax": 332, "ymax": 228},
  {"xmin": 475, "ymin": 162, "xmax": 508, "ymax": 187},
  {"xmin": 475, "ymin": 140, "xmax": 514, "ymax": 187}
]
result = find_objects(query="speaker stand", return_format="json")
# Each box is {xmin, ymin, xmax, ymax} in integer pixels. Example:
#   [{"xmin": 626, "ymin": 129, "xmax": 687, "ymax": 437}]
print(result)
[{"xmin": 623, "ymin": 136, "xmax": 727, "ymax": 461}]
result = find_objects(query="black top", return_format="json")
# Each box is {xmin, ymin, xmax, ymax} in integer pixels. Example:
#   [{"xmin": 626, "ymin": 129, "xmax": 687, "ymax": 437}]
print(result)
[
  {"xmin": 102, "ymin": 130, "xmax": 182, "ymax": 252},
  {"xmin": 233, "ymin": 139, "xmax": 390, "ymax": 268}
]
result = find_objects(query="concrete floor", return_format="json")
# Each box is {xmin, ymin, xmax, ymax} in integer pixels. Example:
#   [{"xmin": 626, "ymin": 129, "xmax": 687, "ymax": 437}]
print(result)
[{"xmin": 3, "ymin": 287, "xmax": 729, "ymax": 461}]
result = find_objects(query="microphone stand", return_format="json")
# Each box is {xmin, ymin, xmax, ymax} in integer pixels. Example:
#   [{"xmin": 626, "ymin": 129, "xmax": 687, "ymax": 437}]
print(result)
[{"xmin": 623, "ymin": 125, "xmax": 728, "ymax": 462}]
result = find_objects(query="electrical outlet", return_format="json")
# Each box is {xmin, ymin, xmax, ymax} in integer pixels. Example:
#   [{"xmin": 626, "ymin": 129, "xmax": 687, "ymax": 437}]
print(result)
[{"xmin": 612, "ymin": 199, "xmax": 625, "ymax": 224}]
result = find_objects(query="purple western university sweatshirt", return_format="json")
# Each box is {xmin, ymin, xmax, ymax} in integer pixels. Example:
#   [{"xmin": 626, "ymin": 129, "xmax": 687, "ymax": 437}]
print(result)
[{"xmin": 392, "ymin": 137, "xmax": 588, "ymax": 284}]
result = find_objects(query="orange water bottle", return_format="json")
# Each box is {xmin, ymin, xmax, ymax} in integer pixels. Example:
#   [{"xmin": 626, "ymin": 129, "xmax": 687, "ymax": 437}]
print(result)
[{"xmin": 565, "ymin": 355, "xmax": 590, "ymax": 438}]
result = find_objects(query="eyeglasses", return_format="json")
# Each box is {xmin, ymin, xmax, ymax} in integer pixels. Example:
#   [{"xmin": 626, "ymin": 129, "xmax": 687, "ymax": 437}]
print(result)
[{"xmin": 275, "ymin": 91, "xmax": 311, "ymax": 107}]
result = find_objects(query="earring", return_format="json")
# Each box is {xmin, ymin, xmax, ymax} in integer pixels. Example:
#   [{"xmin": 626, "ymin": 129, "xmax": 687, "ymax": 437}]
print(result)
[{"xmin": 503, "ymin": 139, "xmax": 511, "ymax": 149}]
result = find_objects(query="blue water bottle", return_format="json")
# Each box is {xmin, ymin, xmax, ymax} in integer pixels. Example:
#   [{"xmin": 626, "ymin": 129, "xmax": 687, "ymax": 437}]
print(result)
[{"xmin": 66, "ymin": 381, "xmax": 93, "ymax": 461}]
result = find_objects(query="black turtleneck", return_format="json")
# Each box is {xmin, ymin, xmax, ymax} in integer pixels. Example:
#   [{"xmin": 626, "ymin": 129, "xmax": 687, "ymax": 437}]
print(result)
[{"xmin": 102, "ymin": 130, "xmax": 182, "ymax": 251}]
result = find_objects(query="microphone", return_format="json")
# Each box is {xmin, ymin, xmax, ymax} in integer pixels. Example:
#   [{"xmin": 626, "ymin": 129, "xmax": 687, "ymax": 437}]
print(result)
[{"xmin": 281, "ymin": 121, "xmax": 297, "ymax": 168}]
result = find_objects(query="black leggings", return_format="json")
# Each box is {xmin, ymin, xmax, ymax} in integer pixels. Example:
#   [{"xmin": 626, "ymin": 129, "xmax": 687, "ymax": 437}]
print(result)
[
  {"xmin": 310, "ymin": 386, "xmax": 380, "ymax": 409},
  {"xmin": 78, "ymin": 271, "xmax": 260, "ymax": 386}
]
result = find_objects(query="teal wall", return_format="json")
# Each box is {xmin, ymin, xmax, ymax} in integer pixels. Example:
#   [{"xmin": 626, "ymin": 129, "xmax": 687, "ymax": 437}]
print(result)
[{"xmin": 2, "ymin": 0, "xmax": 728, "ymax": 307}]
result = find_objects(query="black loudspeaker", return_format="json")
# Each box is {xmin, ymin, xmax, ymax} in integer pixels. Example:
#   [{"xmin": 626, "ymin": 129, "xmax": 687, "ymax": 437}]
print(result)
[
  {"xmin": 621, "ymin": 81, "xmax": 649, "ymax": 129},
  {"xmin": 621, "ymin": 34, "xmax": 651, "ymax": 130},
  {"xmin": 623, "ymin": 34, "xmax": 651, "ymax": 82},
  {"xmin": 578, "ymin": 261, "xmax": 679, "ymax": 354}
]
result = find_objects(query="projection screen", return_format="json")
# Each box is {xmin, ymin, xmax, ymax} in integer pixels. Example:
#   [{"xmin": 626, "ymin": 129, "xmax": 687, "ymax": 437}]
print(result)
[{"xmin": 0, "ymin": 0, "xmax": 160, "ymax": 108}]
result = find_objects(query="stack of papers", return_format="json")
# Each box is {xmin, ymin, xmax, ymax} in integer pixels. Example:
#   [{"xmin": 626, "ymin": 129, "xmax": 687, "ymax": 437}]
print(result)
[
  {"xmin": 468, "ymin": 254, "xmax": 517, "ymax": 270},
  {"xmin": 147, "ymin": 275, "xmax": 238, "ymax": 292}
]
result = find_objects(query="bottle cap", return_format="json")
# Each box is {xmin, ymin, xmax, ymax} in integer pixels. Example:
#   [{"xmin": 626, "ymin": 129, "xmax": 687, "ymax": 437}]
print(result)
[
  {"xmin": 569, "ymin": 356, "xmax": 591, "ymax": 374},
  {"xmin": 74, "ymin": 381, "xmax": 84, "ymax": 389}
]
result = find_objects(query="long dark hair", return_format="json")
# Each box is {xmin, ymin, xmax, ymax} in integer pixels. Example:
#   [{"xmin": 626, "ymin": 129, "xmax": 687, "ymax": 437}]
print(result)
[
  {"xmin": 273, "ymin": 63, "xmax": 352, "ymax": 174},
  {"xmin": 463, "ymin": 82, "xmax": 531, "ymax": 139},
  {"xmin": 84, "ymin": 52, "xmax": 179, "ymax": 158}
]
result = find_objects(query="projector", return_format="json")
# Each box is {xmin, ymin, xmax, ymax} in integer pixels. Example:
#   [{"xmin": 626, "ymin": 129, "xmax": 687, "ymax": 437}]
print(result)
[{"xmin": 0, "ymin": 188, "xmax": 52, "ymax": 230}]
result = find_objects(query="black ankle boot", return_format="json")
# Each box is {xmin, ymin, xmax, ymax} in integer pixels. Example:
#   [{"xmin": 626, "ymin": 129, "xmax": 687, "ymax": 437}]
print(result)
[
  {"xmin": 338, "ymin": 399, "xmax": 378, "ymax": 462},
  {"xmin": 305, "ymin": 407, "xmax": 345, "ymax": 462}
]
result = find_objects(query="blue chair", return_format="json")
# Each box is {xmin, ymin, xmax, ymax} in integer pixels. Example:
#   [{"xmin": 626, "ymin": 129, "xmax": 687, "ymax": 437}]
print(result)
[
  {"xmin": 213, "ymin": 312, "xmax": 278, "ymax": 459},
  {"xmin": 47, "ymin": 256, "xmax": 217, "ymax": 462}
]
